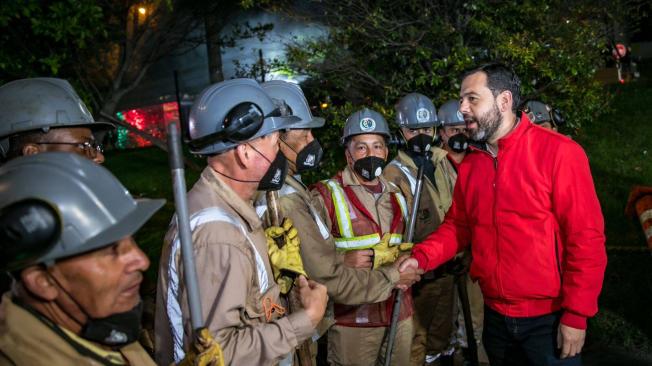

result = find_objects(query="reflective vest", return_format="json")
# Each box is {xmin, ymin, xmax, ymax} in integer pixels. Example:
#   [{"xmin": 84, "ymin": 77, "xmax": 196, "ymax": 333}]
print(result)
[
  {"xmin": 321, "ymin": 177, "xmax": 408, "ymax": 251},
  {"xmin": 313, "ymin": 173, "xmax": 414, "ymax": 327}
]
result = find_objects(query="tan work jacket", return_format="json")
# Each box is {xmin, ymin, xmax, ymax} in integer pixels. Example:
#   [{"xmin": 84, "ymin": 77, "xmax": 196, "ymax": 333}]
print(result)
[
  {"xmin": 384, "ymin": 148, "xmax": 455, "ymax": 243},
  {"xmin": 311, "ymin": 166, "xmax": 413, "ymax": 327},
  {"xmin": 0, "ymin": 294, "xmax": 155, "ymax": 366},
  {"xmin": 256, "ymin": 174, "xmax": 399, "ymax": 305},
  {"xmin": 155, "ymin": 167, "xmax": 314, "ymax": 366}
]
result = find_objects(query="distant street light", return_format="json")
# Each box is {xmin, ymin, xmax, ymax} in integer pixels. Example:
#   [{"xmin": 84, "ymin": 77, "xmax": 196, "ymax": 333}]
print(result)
[{"xmin": 138, "ymin": 7, "xmax": 147, "ymax": 15}]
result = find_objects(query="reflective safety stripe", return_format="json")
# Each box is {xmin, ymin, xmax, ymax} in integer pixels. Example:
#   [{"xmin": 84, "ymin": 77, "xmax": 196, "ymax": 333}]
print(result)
[
  {"xmin": 394, "ymin": 192, "xmax": 409, "ymax": 223},
  {"xmin": 390, "ymin": 160, "xmax": 417, "ymax": 195},
  {"xmin": 310, "ymin": 205, "xmax": 332, "ymax": 240},
  {"xmin": 388, "ymin": 233, "xmax": 403, "ymax": 245},
  {"xmin": 325, "ymin": 180, "xmax": 355, "ymax": 238},
  {"xmin": 167, "ymin": 207, "xmax": 269, "ymax": 362},
  {"xmin": 255, "ymin": 184, "xmax": 331, "ymax": 240},
  {"xmin": 334, "ymin": 233, "xmax": 381, "ymax": 250}
]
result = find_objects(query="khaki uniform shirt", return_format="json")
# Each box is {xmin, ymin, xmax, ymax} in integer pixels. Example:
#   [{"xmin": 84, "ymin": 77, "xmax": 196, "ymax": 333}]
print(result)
[
  {"xmin": 384, "ymin": 148, "xmax": 455, "ymax": 243},
  {"xmin": 155, "ymin": 167, "xmax": 314, "ymax": 366},
  {"xmin": 0, "ymin": 294, "xmax": 155, "ymax": 366},
  {"xmin": 258, "ymin": 175, "xmax": 399, "ymax": 305},
  {"xmin": 311, "ymin": 166, "xmax": 405, "ymax": 249}
]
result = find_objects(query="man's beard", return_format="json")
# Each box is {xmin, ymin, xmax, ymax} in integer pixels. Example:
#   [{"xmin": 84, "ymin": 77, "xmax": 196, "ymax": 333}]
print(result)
[{"xmin": 467, "ymin": 101, "xmax": 502, "ymax": 143}]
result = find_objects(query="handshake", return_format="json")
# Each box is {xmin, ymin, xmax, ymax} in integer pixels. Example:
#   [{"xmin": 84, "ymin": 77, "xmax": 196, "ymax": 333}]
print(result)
[
  {"xmin": 342, "ymin": 233, "xmax": 424, "ymax": 291},
  {"xmin": 394, "ymin": 255, "xmax": 423, "ymax": 291}
]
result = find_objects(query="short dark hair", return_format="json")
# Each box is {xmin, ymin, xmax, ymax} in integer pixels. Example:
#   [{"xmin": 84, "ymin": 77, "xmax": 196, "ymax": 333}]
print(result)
[
  {"xmin": 5, "ymin": 131, "xmax": 47, "ymax": 160},
  {"xmin": 463, "ymin": 63, "xmax": 521, "ymax": 112}
]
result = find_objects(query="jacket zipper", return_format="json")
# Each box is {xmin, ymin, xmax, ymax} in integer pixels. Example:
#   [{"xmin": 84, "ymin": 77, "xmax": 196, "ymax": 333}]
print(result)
[{"xmin": 492, "ymin": 156, "xmax": 504, "ymax": 299}]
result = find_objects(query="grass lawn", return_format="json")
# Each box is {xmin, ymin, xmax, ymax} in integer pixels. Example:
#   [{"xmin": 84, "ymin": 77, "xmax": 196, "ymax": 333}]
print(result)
[{"xmin": 104, "ymin": 65, "xmax": 652, "ymax": 361}]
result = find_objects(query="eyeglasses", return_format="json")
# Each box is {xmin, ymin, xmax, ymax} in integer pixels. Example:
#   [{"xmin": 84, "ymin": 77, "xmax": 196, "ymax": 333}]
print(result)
[{"xmin": 38, "ymin": 141, "xmax": 104, "ymax": 154}]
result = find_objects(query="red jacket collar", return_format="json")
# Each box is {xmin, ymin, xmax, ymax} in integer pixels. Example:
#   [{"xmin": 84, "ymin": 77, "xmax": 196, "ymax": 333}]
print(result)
[
  {"xmin": 497, "ymin": 113, "xmax": 533, "ymax": 150},
  {"xmin": 468, "ymin": 113, "xmax": 534, "ymax": 154}
]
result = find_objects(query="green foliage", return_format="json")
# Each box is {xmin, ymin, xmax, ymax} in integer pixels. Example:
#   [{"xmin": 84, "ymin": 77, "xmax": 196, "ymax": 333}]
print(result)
[
  {"xmin": 0, "ymin": 0, "xmax": 105, "ymax": 79},
  {"xmin": 286, "ymin": 0, "xmax": 617, "ymax": 135}
]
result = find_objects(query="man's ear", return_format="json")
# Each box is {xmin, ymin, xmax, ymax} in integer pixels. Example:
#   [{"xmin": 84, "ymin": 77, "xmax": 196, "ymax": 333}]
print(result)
[
  {"xmin": 21, "ymin": 143, "xmax": 41, "ymax": 156},
  {"xmin": 21, "ymin": 266, "xmax": 58, "ymax": 301},
  {"xmin": 499, "ymin": 91, "xmax": 513, "ymax": 113},
  {"xmin": 233, "ymin": 143, "xmax": 250, "ymax": 169}
]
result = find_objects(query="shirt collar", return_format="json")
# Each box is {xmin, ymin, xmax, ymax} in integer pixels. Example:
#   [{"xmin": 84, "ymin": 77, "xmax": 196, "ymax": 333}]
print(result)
[{"xmin": 203, "ymin": 167, "xmax": 262, "ymax": 231}]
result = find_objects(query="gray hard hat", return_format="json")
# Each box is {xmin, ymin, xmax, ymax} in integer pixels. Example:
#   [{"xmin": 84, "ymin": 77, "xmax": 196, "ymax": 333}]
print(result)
[
  {"xmin": 0, "ymin": 78, "xmax": 114, "ymax": 141},
  {"xmin": 523, "ymin": 100, "xmax": 552, "ymax": 124},
  {"xmin": 188, "ymin": 78, "xmax": 301, "ymax": 155},
  {"xmin": 341, "ymin": 108, "xmax": 390, "ymax": 145},
  {"xmin": 262, "ymin": 80, "xmax": 325, "ymax": 129},
  {"xmin": 0, "ymin": 152, "xmax": 164, "ymax": 270},
  {"xmin": 394, "ymin": 93, "xmax": 440, "ymax": 128},
  {"xmin": 437, "ymin": 100, "xmax": 466, "ymax": 126}
]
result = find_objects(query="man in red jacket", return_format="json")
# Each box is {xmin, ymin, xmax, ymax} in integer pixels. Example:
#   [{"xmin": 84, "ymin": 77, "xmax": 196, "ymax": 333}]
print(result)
[{"xmin": 400, "ymin": 63, "xmax": 606, "ymax": 365}]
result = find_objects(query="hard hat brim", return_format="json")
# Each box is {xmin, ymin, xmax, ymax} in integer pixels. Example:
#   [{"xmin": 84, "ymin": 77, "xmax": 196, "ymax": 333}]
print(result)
[
  {"xmin": 292, "ymin": 117, "xmax": 326, "ymax": 129},
  {"xmin": 38, "ymin": 198, "xmax": 165, "ymax": 264}
]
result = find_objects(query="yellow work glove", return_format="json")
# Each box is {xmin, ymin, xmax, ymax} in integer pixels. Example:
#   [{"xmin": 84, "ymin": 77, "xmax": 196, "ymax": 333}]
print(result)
[
  {"xmin": 372, "ymin": 233, "xmax": 399, "ymax": 269},
  {"xmin": 265, "ymin": 218, "xmax": 307, "ymax": 294},
  {"xmin": 177, "ymin": 328, "xmax": 225, "ymax": 366},
  {"xmin": 399, "ymin": 242, "xmax": 414, "ymax": 251}
]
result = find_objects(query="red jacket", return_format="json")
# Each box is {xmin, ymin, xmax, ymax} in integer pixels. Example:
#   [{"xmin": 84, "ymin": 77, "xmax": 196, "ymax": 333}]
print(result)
[{"xmin": 412, "ymin": 115, "xmax": 607, "ymax": 329}]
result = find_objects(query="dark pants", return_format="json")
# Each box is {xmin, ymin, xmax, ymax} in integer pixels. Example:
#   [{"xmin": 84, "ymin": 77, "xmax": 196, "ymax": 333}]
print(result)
[{"xmin": 483, "ymin": 306, "xmax": 582, "ymax": 366}]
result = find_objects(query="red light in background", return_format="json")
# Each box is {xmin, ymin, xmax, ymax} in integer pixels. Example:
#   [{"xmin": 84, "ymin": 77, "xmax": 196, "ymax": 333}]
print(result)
[{"xmin": 118, "ymin": 102, "xmax": 180, "ymax": 148}]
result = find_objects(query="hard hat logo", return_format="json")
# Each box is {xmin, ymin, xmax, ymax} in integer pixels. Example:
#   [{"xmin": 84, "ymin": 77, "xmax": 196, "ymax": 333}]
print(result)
[
  {"xmin": 416, "ymin": 108, "xmax": 431, "ymax": 123},
  {"xmin": 456, "ymin": 110, "xmax": 464, "ymax": 121},
  {"xmin": 360, "ymin": 117, "xmax": 376, "ymax": 132}
]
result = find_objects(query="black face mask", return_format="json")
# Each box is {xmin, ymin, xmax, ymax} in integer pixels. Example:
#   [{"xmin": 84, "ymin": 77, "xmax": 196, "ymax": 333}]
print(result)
[
  {"xmin": 353, "ymin": 156, "xmax": 386, "ymax": 182},
  {"xmin": 286, "ymin": 139, "xmax": 323, "ymax": 172},
  {"xmin": 406, "ymin": 134, "xmax": 433, "ymax": 155},
  {"xmin": 47, "ymin": 273, "xmax": 143, "ymax": 347},
  {"xmin": 257, "ymin": 149, "xmax": 288, "ymax": 191},
  {"xmin": 447, "ymin": 133, "xmax": 469, "ymax": 153},
  {"xmin": 80, "ymin": 302, "xmax": 143, "ymax": 346}
]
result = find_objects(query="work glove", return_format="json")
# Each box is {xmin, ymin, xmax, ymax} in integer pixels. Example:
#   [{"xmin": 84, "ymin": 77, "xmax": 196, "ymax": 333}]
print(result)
[
  {"xmin": 372, "ymin": 233, "xmax": 399, "ymax": 269},
  {"xmin": 398, "ymin": 242, "xmax": 414, "ymax": 252},
  {"xmin": 177, "ymin": 327, "xmax": 225, "ymax": 366},
  {"xmin": 266, "ymin": 218, "xmax": 307, "ymax": 294}
]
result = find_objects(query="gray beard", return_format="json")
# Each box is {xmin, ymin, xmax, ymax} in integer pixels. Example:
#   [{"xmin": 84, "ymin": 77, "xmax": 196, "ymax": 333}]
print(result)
[{"xmin": 469, "ymin": 102, "xmax": 502, "ymax": 143}]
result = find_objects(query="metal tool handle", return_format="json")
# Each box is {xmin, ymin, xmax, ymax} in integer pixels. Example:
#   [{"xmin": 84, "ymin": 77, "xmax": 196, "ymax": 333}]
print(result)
[
  {"xmin": 457, "ymin": 273, "xmax": 479, "ymax": 366},
  {"xmin": 266, "ymin": 190, "xmax": 312, "ymax": 366},
  {"xmin": 382, "ymin": 160, "xmax": 427, "ymax": 366},
  {"xmin": 168, "ymin": 122, "xmax": 204, "ymax": 331}
]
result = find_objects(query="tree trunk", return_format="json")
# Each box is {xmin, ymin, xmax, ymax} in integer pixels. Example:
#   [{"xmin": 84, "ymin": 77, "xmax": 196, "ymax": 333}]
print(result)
[{"xmin": 205, "ymin": 15, "xmax": 224, "ymax": 83}]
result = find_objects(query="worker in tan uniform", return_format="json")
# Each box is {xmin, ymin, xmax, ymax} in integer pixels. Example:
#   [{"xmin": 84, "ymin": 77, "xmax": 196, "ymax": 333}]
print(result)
[
  {"xmin": 155, "ymin": 79, "xmax": 328, "ymax": 366},
  {"xmin": 383, "ymin": 93, "xmax": 458, "ymax": 365},
  {"xmin": 0, "ymin": 152, "xmax": 163, "ymax": 365},
  {"xmin": 256, "ymin": 82, "xmax": 423, "ymax": 361},
  {"xmin": 311, "ymin": 108, "xmax": 416, "ymax": 366},
  {"xmin": 437, "ymin": 100, "xmax": 488, "ymax": 365}
]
